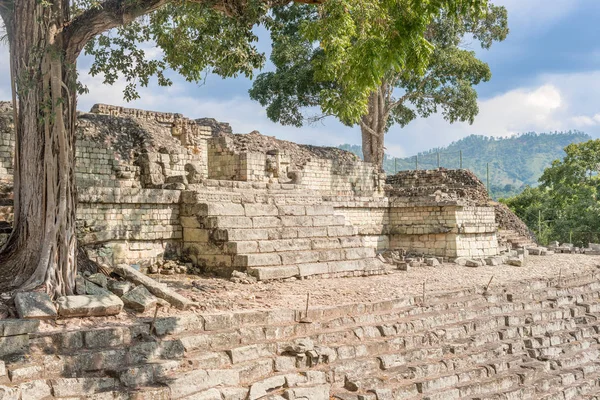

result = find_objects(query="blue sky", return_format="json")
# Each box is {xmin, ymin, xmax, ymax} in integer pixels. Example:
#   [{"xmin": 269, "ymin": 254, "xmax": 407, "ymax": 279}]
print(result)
[{"xmin": 2, "ymin": 0, "xmax": 600, "ymax": 156}]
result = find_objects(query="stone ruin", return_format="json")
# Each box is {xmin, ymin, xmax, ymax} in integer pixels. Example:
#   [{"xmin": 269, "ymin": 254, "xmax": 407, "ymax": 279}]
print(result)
[
  {"xmin": 0, "ymin": 102, "xmax": 523, "ymax": 280},
  {"xmin": 2, "ymin": 102, "xmax": 598, "ymax": 399}
]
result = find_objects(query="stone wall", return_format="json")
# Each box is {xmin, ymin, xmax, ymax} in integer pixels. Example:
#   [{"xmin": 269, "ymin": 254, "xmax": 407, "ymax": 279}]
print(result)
[
  {"xmin": 386, "ymin": 168, "xmax": 500, "ymax": 258},
  {"xmin": 0, "ymin": 270, "xmax": 598, "ymax": 399},
  {"xmin": 0, "ymin": 101, "xmax": 511, "ymax": 266}
]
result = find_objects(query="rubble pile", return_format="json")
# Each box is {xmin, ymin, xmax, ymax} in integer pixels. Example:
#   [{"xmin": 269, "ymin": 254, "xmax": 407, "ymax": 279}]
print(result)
[
  {"xmin": 494, "ymin": 201, "xmax": 536, "ymax": 242},
  {"xmin": 223, "ymin": 130, "xmax": 360, "ymax": 170},
  {"xmin": 385, "ymin": 168, "xmax": 491, "ymax": 205}
]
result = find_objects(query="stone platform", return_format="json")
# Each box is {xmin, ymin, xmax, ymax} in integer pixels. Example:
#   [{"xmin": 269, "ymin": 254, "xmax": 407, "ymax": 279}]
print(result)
[{"xmin": 0, "ymin": 260, "xmax": 599, "ymax": 399}]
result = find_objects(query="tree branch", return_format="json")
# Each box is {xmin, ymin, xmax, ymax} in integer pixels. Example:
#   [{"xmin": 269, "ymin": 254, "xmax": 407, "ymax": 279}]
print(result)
[
  {"xmin": 62, "ymin": 0, "xmax": 325, "ymax": 63},
  {"xmin": 63, "ymin": 0, "xmax": 169, "ymax": 62},
  {"xmin": 359, "ymin": 119, "xmax": 381, "ymax": 137}
]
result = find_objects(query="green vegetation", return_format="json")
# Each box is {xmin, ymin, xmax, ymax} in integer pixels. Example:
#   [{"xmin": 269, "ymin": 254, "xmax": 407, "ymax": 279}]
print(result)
[
  {"xmin": 340, "ymin": 130, "xmax": 590, "ymax": 198},
  {"xmin": 250, "ymin": 2, "xmax": 507, "ymax": 167},
  {"xmin": 502, "ymin": 139, "xmax": 600, "ymax": 247}
]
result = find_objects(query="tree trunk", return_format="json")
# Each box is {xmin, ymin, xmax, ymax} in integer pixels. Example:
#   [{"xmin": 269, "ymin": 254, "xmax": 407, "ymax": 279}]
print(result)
[
  {"xmin": 360, "ymin": 83, "xmax": 388, "ymax": 171},
  {"xmin": 0, "ymin": 0, "xmax": 78, "ymax": 297}
]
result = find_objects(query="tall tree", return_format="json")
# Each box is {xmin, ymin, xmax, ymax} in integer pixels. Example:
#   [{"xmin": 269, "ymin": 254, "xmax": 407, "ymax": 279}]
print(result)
[
  {"xmin": 249, "ymin": 3, "xmax": 508, "ymax": 167},
  {"xmin": 0, "ymin": 0, "xmax": 487, "ymax": 297},
  {"xmin": 504, "ymin": 140, "xmax": 600, "ymax": 246}
]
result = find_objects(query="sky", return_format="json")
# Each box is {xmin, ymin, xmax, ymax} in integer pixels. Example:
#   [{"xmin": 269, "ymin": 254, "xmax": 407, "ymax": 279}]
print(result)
[{"xmin": 2, "ymin": 1, "xmax": 600, "ymax": 157}]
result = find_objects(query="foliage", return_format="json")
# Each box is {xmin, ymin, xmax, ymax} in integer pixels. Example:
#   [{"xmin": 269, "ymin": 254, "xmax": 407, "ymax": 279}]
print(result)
[
  {"xmin": 249, "ymin": 1, "xmax": 507, "ymax": 129},
  {"xmin": 502, "ymin": 139, "xmax": 600, "ymax": 247},
  {"xmin": 81, "ymin": 0, "xmax": 489, "ymax": 121}
]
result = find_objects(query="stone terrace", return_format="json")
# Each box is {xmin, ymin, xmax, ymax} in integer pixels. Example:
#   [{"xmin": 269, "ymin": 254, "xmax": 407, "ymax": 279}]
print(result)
[{"xmin": 0, "ymin": 255, "xmax": 599, "ymax": 399}]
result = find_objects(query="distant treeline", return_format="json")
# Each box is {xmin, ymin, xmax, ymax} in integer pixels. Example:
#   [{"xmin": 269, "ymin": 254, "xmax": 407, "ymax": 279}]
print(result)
[{"xmin": 339, "ymin": 131, "xmax": 591, "ymax": 199}]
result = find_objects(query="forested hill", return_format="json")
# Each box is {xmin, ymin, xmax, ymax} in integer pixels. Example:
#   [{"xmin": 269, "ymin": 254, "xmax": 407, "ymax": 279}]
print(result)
[{"xmin": 339, "ymin": 131, "xmax": 591, "ymax": 199}]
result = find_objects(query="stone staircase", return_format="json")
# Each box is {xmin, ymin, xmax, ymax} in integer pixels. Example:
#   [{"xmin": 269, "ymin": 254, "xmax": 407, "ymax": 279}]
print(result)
[
  {"xmin": 3, "ymin": 271, "xmax": 600, "ymax": 399},
  {"xmin": 497, "ymin": 229, "xmax": 537, "ymax": 250},
  {"xmin": 181, "ymin": 200, "xmax": 386, "ymax": 280}
]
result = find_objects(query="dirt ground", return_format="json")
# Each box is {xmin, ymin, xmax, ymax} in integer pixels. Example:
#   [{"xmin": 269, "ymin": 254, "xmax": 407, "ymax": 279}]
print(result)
[
  {"xmin": 36, "ymin": 253, "xmax": 600, "ymax": 332},
  {"xmin": 170, "ymin": 253, "xmax": 600, "ymax": 312}
]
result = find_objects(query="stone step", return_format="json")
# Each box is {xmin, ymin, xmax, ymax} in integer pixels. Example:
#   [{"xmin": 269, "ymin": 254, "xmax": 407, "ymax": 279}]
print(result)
[
  {"xmin": 247, "ymin": 257, "xmax": 386, "ymax": 280},
  {"xmin": 235, "ymin": 247, "xmax": 376, "ymax": 268},
  {"xmin": 210, "ymin": 225, "xmax": 358, "ymax": 242},
  {"xmin": 196, "ymin": 214, "xmax": 347, "ymax": 229},
  {"xmin": 223, "ymin": 236, "xmax": 364, "ymax": 255}
]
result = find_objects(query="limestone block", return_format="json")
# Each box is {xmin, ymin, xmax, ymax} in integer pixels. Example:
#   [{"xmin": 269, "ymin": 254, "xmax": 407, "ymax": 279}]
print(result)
[
  {"xmin": 298, "ymin": 263, "xmax": 327, "ymax": 277},
  {"xmin": 87, "ymin": 273, "xmax": 108, "ymax": 288},
  {"xmin": 247, "ymin": 266, "xmax": 299, "ymax": 281},
  {"xmin": 236, "ymin": 358, "xmax": 273, "ymax": 383},
  {"xmin": 56, "ymin": 294, "xmax": 123, "ymax": 317},
  {"xmin": 280, "ymin": 251, "xmax": 320, "ymax": 265},
  {"xmin": 183, "ymin": 228, "xmax": 209, "ymax": 243},
  {"xmin": 14, "ymin": 292, "xmax": 57, "ymax": 320},
  {"xmin": 122, "ymin": 286, "xmax": 158, "ymax": 312},
  {"xmin": 8, "ymin": 364, "xmax": 42, "ymax": 383},
  {"xmin": 465, "ymin": 259, "xmax": 484, "ymax": 268},
  {"xmin": 108, "ymin": 280, "xmax": 133, "ymax": 296},
  {"xmin": 235, "ymin": 253, "xmax": 282, "ymax": 267},
  {"xmin": 50, "ymin": 378, "xmax": 117, "ymax": 397},
  {"xmin": 278, "ymin": 205, "xmax": 306, "ymax": 216},
  {"xmin": 85, "ymin": 281, "xmax": 112, "ymax": 296},
  {"xmin": 113, "ymin": 264, "xmax": 195, "ymax": 310},
  {"xmin": 249, "ymin": 375, "xmax": 287, "ymax": 400},
  {"xmin": 0, "ymin": 385, "xmax": 19, "ymax": 400},
  {"xmin": 18, "ymin": 380, "xmax": 51, "ymax": 400},
  {"xmin": 425, "ymin": 258, "xmax": 440, "ymax": 267},
  {"xmin": 244, "ymin": 204, "xmax": 278, "ymax": 217},
  {"xmin": 286, "ymin": 383, "xmax": 330, "ymax": 399},
  {"xmin": 0, "ymin": 320, "xmax": 39, "ymax": 337},
  {"xmin": 252, "ymin": 216, "xmax": 282, "ymax": 228}
]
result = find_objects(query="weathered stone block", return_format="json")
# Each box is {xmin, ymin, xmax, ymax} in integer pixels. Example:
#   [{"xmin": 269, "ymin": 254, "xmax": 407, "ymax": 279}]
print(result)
[
  {"xmin": 107, "ymin": 280, "xmax": 133, "ymax": 296},
  {"xmin": 122, "ymin": 286, "xmax": 158, "ymax": 312},
  {"xmin": 87, "ymin": 273, "xmax": 108, "ymax": 288},
  {"xmin": 56, "ymin": 294, "xmax": 123, "ymax": 317},
  {"xmin": 14, "ymin": 292, "xmax": 57, "ymax": 320},
  {"xmin": 0, "ymin": 320, "xmax": 39, "ymax": 337},
  {"xmin": 18, "ymin": 380, "xmax": 50, "ymax": 400},
  {"xmin": 0, "ymin": 335, "xmax": 28, "ymax": 357},
  {"xmin": 248, "ymin": 266, "xmax": 299, "ymax": 281},
  {"xmin": 50, "ymin": 377, "xmax": 117, "ymax": 397}
]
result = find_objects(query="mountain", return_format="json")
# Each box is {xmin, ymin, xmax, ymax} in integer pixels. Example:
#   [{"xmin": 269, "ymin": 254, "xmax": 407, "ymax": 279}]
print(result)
[{"xmin": 339, "ymin": 131, "xmax": 592, "ymax": 199}]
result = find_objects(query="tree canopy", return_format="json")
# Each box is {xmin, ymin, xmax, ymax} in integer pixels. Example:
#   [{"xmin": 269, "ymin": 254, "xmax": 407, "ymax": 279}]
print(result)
[
  {"xmin": 503, "ymin": 140, "xmax": 600, "ymax": 247},
  {"xmin": 249, "ymin": 1, "xmax": 507, "ymax": 166}
]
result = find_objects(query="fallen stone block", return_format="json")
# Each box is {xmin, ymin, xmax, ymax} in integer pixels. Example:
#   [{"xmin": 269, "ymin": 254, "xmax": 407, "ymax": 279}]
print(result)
[
  {"xmin": 85, "ymin": 281, "xmax": 112, "ymax": 296},
  {"xmin": 396, "ymin": 262, "xmax": 409, "ymax": 271},
  {"xmin": 507, "ymin": 257, "xmax": 525, "ymax": 267},
  {"xmin": 108, "ymin": 280, "xmax": 133, "ymax": 296},
  {"xmin": 56, "ymin": 294, "xmax": 123, "ymax": 317},
  {"xmin": 14, "ymin": 292, "xmax": 57, "ymax": 320},
  {"xmin": 122, "ymin": 286, "xmax": 158, "ymax": 313},
  {"xmin": 87, "ymin": 273, "xmax": 108, "ymax": 288},
  {"xmin": 425, "ymin": 258, "xmax": 440, "ymax": 267},
  {"xmin": 114, "ymin": 264, "xmax": 194, "ymax": 310},
  {"xmin": 485, "ymin": 257, "xmax": 500, "ymax": 266},
  {"xmin": 75, "ymin": 275, "xmax": 86, "ymax": 295},
  {"xmin": 465, "ymin": 259, "xmax": 484, "ymax": 268}
]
